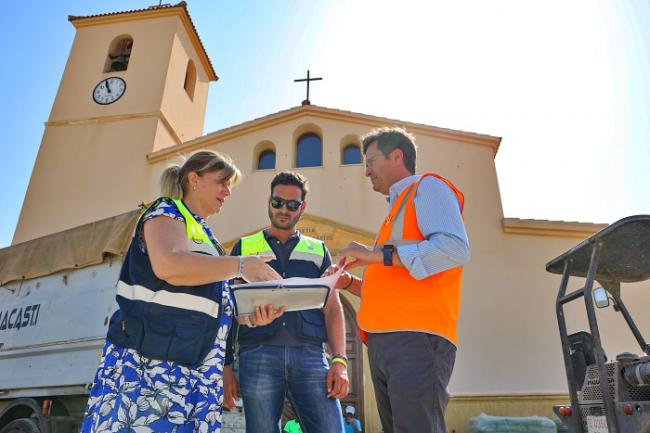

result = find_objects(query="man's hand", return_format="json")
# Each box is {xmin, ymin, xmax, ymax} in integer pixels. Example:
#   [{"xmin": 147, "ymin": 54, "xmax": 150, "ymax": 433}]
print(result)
[
  {"xmin": 337, "ymin": 241, "xmax": 382, "ymax": 270},
  {"xmin": 223, "ymin": 365, "xmax": 239, "ymax": 410},
  {"xmin": 236, "ymin": 304, "xmax": 286, "ymax": 327},
  {"xmin": 322, "ymin": 265, "xmax": 353, "ymax": 290},
  {"xmin": 326, "ymin": 362, "xmax": 349, "ymax": 399}
]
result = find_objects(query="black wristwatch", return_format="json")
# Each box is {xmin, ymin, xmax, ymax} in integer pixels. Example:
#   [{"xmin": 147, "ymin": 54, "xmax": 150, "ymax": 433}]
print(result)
[{"xmin": 382, "ymin": 243, "xmax": 395, "ymax": 266}]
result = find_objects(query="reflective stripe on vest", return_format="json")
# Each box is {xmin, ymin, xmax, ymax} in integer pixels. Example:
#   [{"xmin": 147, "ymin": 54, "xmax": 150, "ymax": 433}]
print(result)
[
  {"xmin": 240, "ymin": 230, "xmax": 325, "ymax": 268},
  {"xmin": 289, "ymin": 236, "xmax": 325, "ymax": 268},
  {"xmin": 240, "ymin": 231, "xmax": 274, "ymax": 256},
  {"xmin": 358, "ymin": 173, "xmax": 465, "ymax": 345},
  {"xmin": 116, "ymin": 281, "xmax": 221, "ymax": 318},
  {"xmin": 117, "ymin": 199, "xmax": 221, "ymax": 314},
  {"xmin": 172, "ymin": 199, "xmax": 219, "ymax": 256}
]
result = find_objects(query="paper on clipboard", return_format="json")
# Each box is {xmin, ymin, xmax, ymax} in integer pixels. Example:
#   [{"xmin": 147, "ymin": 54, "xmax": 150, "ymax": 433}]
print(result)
[{"xmin": 231, "ymin": 268, "xmax": 343, "ymax": 316}]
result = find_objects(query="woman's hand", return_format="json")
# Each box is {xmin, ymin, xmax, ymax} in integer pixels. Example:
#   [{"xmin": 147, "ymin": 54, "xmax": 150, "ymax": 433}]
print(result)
[
  {"xmin": 236, "ymin": 304, "xmax": 286, "ymax": 327},
  {"xmin": 241, "ymin": 255, "xmax": 282, "ymax": 282}
]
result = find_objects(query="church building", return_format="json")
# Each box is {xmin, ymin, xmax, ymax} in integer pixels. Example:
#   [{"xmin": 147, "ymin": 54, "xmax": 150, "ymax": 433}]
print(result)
[{"xmin": 8, "ymin": 3, "xmax": 650, "ymax": 433}]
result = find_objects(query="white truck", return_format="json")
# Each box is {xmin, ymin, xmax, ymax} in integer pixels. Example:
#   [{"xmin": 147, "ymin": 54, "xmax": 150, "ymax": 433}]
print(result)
[{"xmin": 0, "ymin": 211, "xmax": 138, "ymax": 433}]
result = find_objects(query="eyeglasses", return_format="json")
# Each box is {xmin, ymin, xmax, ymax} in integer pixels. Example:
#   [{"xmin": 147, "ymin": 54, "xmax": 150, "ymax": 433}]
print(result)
[{"xmin": 270, "ymin": 196, "xmax": 303, "ymax": 212}]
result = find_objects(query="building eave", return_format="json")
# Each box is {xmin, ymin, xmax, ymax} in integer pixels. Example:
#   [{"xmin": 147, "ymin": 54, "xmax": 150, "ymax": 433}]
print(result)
[
  {"xmin": 502, "ymin": 218, "xmax": 607, "ymax": 238},
  {"xmin": 146, "ymin": 104, "xmax": 502, "ymax": 163}
]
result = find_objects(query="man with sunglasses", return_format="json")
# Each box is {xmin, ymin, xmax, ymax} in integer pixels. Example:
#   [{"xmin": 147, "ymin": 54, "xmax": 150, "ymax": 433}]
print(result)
[{"xmin": 227, "ymin": 171, "xmax": 347, "ymax": 433}]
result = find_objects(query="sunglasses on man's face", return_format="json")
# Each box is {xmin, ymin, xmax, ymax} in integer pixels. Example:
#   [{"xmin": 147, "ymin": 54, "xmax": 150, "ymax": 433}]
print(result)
[{"xmin": 270, "ymin": 196, "xmax": 303, "ymax": 212}]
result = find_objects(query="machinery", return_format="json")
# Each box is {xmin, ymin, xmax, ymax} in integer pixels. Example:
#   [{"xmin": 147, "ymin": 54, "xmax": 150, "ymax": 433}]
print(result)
[{"xmin": 547, "ymin": 215, "xmax": 650, "ymax": 433}]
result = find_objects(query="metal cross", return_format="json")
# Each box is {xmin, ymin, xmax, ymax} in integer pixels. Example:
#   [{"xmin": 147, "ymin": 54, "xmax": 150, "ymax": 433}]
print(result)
[{"xmin": 294, "ymin": 70, "xmax": 322, "ymax": 104}]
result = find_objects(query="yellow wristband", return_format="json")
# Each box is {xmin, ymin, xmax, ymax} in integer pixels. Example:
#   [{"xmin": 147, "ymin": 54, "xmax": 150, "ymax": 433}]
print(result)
[{"xmin": 331, "ymin": 357, "xmax": 348, "ymax": 368}]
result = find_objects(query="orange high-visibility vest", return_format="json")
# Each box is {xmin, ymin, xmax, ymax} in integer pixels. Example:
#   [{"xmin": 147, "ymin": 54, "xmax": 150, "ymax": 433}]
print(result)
[{"xmin": 357, "ymin": 173, "xmax": 465, "ymax": 345}]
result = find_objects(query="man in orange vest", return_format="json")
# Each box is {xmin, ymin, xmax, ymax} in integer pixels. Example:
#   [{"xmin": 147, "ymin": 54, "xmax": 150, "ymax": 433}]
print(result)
[{"xmin": 329, "ymin": 127, "xmax": 470, "ymax": 433}]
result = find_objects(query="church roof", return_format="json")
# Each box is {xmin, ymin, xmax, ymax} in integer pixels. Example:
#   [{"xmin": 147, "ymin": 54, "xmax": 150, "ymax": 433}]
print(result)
[
  {"xmin": 68, "ymin": 2, "xmax": 217, "ymax": 81},
  {"xmin": 147, "ymin": 104, "xmax": 503, "ymax": 163}
]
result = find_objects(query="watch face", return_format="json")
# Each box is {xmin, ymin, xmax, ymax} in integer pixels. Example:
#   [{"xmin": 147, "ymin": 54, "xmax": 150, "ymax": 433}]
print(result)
[{"xmin": 92, "ymin": 77, "xmax": 126, "ymax": 105}]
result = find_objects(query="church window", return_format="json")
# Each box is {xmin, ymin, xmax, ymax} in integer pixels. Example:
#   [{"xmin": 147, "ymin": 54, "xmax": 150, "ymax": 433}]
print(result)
[
  {"xmin": 296, "ymin": 133, "xmax": 322, "ymax": 167},
  {"xmin": 258, "ymin": 150, "xmax": 276, "ymax": 170},
  {"xmin": 184, "ymin": 60, "xmax": 197, "ymax": 100},
  {"xmin": 104, "ymin": 36, "xmax": 133, "ymax": 72},
  {"xmin": 342, "ymin": 144, "xmax": 362, "ymax": 165}
]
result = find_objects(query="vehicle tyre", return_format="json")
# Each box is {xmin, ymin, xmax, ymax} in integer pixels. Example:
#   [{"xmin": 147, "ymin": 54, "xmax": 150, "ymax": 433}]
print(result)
[{"xmin": 0, "ymin": 418, "xmax": 40, "ymax": 433}]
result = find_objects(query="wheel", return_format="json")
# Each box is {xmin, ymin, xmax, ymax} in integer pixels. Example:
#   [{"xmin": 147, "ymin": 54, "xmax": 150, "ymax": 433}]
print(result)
[{"xmin": 0, "ymin": 418, "xmax": 40, "ymax": 433}]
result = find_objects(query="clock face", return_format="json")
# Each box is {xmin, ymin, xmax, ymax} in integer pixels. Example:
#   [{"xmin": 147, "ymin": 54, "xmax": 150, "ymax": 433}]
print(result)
[{"xmin": 92, "ymin": 77, "xmax": 126, "ymax": 105}]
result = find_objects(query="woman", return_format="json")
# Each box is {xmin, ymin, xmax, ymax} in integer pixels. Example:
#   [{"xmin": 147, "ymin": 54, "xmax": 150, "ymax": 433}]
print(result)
[{"xmin": 81, "ymin": 150, "xmax": 283, "ymax": 433}]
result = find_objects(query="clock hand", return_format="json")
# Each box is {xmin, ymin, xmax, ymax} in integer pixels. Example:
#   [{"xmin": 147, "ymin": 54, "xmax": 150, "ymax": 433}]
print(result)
[{"xmin": 105, "ymin": 79, "xmax": 111, "ymax": 93}]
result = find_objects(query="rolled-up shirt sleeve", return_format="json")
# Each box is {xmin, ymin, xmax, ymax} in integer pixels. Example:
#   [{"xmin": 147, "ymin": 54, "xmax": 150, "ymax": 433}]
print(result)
[{"xmin": 395, "ymin": 176, "xmax": 470, "ymax": 280}]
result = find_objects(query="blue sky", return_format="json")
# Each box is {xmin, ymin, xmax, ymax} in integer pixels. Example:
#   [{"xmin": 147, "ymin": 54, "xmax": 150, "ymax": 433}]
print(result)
[{"xmin": 1, "ymin": 0, "xmax": 649, "ymax": 247}]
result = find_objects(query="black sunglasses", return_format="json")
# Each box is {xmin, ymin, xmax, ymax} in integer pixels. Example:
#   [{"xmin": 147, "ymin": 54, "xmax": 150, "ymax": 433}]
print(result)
[{"xmin": 270, "ymin": 196, "xmax": 303, "ymax": 212}]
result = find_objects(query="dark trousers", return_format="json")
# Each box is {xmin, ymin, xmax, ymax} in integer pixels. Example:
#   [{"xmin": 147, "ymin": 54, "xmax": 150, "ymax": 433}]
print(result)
[{"xmin": 367, "ymin": 332, "xmax": 456, "ymax": 433}]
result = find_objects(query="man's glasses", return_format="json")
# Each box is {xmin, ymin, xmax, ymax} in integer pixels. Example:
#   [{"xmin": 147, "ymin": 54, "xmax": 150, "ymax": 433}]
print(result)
[{"xmin": 270, "ymin": 196, "xmax": 303, "ymax": 212}]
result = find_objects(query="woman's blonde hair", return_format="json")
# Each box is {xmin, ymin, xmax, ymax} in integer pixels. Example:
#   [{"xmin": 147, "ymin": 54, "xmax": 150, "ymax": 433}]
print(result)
[{"xmin": 160, "ymin": 150, "xmax": 242, "ymax": 199}]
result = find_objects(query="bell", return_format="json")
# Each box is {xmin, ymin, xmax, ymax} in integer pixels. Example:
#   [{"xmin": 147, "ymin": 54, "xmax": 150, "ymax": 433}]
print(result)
[{"xmin": 111, "ymin": 55, "xmax": 128, "ymax": 71}]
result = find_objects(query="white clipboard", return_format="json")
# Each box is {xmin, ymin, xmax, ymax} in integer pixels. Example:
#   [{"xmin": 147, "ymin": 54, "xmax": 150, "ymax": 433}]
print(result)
[{"xmin": 231, "ymin": 270, "xmax": 342, "ymax": 316}]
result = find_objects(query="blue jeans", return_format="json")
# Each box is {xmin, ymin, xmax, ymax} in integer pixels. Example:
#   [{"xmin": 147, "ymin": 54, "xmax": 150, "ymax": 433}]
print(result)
[{"xmin": 238, "ymin": 344, "xmax": 344, "ymax": 433}]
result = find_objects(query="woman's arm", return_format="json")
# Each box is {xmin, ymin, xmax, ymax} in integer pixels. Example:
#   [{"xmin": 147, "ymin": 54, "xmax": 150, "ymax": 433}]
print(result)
[{"xmin": 144, "ymin": 217, "xmax": 281, "ymax": 285}]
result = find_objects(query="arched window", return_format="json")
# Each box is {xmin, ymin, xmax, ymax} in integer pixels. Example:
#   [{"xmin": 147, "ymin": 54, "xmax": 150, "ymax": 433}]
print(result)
[
  {"xmin": 257, "ymin": 150, "xmax": 276, "ymax": 170},
  {"xmin": 104, "ymin": 36, "xmax": 133, "ymax": 72},
  {"xmin": 184, "ymin": 60, "xmax": 197, "ymax": 100},
  {"xmin": 342, "ymin": 144, "xmax": 362, "ymax": 165},
  {"xmin": 296, "ymin": 133, "xmax": 322, "ymax": 167}
]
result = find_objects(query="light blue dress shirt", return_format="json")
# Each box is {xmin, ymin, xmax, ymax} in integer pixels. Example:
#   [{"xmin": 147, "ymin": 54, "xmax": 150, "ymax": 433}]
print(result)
[{"xmin": 389, "ymin": 174, "xmax": 470, "ymax": 280}]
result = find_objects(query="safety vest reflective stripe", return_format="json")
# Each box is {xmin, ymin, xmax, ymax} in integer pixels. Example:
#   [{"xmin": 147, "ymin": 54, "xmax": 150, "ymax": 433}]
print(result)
[
  {"xmin": 240, "ymin": 231, "xmax": 273, "ymax": 256},
  {"xmin": 241, "ymin": 231, "xmax": 325, "ymax": 268},
  {"xmin": 172, "ymin": 199, "xmax": 214, "ymax": 245},
  {"xmin": 185, "ymin": 238, "xmax": 219, "ymax": 255},
  {"xmin": 389, "ymin": 176, "xmax": 464, "ymax": 241},
  {"xmin": 358, "ymin": 173, "xmax": 465, "ymax": 345},
  {"xmin": 116, "ymin": 281, "xmax": 221, "ymax": 318},
  {"xmin": 289, "ymin": 236, "xmax": 325, "ymax": 268},
  {"xmin": 288, "ymin": 251, "xmax": 324, "ymax": 268}
]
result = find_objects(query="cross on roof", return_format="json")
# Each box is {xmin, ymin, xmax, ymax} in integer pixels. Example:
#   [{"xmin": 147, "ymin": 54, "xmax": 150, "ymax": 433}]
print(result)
[{"xmin": 294, "ymin": 70, "xmax": 322, "ymax": 105}]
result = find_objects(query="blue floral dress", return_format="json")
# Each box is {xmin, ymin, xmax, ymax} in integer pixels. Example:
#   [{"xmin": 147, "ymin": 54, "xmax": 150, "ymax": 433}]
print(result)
[{"xmin": 81, "ymin": 200, "xmax": 234, "ymax": 433}]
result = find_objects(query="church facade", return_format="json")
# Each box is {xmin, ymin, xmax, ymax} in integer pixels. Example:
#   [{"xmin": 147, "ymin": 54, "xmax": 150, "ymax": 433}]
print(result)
[{"xmin": 11, "ymin": 4, "xmax": 650, "ymax": 433}]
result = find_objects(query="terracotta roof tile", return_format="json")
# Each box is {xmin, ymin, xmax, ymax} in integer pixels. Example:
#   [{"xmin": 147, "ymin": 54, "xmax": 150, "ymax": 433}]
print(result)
[{"xmin": 68, "ymin": 2, "xmax": 180, "ymax": 21}]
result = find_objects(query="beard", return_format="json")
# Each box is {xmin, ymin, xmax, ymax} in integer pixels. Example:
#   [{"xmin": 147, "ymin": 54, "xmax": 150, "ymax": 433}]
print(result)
[{"xmin": 268, "ymin": 207, "xmax": 302, "ymax": 230}]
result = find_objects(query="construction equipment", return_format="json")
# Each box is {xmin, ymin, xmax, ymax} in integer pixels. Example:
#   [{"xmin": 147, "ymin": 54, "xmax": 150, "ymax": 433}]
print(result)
[{"xmin": 548, "ymin": 215, "xmax": 650, "ymax": 433}]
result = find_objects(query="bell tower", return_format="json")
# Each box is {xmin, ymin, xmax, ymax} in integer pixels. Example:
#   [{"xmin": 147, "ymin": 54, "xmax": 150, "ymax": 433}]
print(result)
[{"xmin": 13, "ymin": 2, "xmax": 217, "ymax": 244}]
